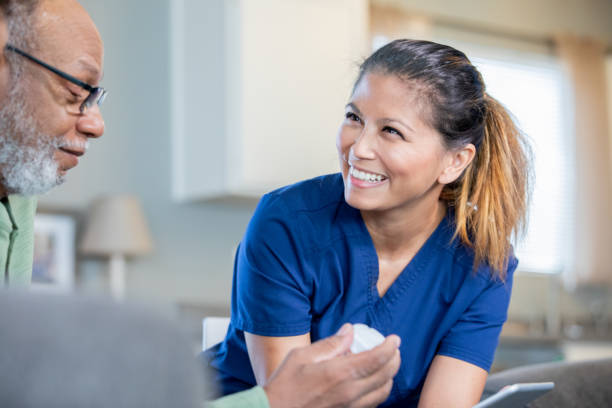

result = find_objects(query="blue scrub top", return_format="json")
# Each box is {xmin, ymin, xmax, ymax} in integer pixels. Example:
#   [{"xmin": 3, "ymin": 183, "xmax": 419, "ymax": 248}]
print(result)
[{"xmin": 205, "ymin": 173, "xmax": 517, "ymax": 407}]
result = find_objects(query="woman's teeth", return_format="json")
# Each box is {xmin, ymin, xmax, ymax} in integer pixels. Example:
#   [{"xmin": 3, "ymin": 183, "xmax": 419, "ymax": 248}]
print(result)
[{"xmin": 350, "ymin": 167, "xmax": 386, "ymax": 183}]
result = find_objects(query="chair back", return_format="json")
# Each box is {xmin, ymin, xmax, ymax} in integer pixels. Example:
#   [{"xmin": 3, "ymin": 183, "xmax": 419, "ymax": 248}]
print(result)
[
  {"xmin": 202, "ymin": 316, "xmax": 230, "ymax": 350},
  {"xmin": 0, "ymin": 290, "xmax": 205, "ymax": 408}
]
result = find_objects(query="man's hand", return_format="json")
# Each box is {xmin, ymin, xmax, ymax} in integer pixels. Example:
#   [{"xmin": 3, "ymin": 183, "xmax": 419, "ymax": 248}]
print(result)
[{"xmin": 263, "ymin": 324, "xmax": 401, "ymax": 408}]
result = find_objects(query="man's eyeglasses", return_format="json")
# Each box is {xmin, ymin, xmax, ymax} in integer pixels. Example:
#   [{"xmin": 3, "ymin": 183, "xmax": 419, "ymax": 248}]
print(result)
[{"xmin": 5, "ymin": 44, "xmax": 107, "ymax": 114}]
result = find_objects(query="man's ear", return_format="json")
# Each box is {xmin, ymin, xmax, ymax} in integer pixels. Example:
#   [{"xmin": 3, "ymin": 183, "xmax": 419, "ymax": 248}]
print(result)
[{"xmin": 438, "ymin": 144, "xmax": 476, "ymax": 185}]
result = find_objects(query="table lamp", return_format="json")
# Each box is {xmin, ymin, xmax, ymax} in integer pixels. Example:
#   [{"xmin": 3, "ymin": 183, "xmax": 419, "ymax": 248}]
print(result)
[{"xmin": 79, "ymin": 195, "xmax": 153, "ymax": 299}]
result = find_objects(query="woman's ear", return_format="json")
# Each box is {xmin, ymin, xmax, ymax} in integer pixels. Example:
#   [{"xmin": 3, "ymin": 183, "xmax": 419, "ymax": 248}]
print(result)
[{"xmin": 438, "ymin": 144, "xmax": 476, "ymax": 185}]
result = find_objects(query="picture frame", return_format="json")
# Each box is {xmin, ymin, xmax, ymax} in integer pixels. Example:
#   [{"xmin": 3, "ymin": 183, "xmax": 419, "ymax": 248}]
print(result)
[{"xmin": 31, "ymin": 213, "xmax": 76, "ymax": 292}]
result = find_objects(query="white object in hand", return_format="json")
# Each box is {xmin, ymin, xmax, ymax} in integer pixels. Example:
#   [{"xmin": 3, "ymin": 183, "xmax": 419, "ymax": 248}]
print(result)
[{"xmin": 350, "ymin": 323, "xmax": 385, "ymax": 354}]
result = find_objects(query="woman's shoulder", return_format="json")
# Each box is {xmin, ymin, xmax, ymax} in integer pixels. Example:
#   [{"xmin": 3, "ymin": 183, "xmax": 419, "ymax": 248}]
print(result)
[
  {"xmin": 438, "ymin": 210, "xmax": 518, "ymax": 284},
  {"xmin": 248, "ymin": 174, "xmax": 351, "ymax": 250},
  {"xmin": 458, "ymin": 247, "xmax": 518, "ymax": 286},
  {"xmin": 262, "ymin": 173, "xmax": 345, "ymax": 214}
]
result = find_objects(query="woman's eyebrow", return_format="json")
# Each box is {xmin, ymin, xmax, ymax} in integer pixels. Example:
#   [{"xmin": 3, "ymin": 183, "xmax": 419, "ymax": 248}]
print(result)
[
  {"xmin": 345, "ymin": 102, "xmax": 363, "ymax": 116},
  {"xmin": 379, "ymin": 117, "xmax": 414, "ymax": 133},
  {"xmin": 346, "ymin": 102, "xmax": 415, "ymax": 132}
]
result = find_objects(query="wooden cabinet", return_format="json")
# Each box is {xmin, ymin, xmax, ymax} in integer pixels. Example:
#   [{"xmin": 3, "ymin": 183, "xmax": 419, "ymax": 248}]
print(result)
[{"xmin": 171, "ymin": 0, "xmax": 369, "ymax": 201}]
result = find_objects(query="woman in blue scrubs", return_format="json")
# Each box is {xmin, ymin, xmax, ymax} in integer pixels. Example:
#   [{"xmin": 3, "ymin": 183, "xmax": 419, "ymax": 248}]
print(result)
[{"xmin": 206, "ymin": 39, "xmax": 531, "ymax": 407}]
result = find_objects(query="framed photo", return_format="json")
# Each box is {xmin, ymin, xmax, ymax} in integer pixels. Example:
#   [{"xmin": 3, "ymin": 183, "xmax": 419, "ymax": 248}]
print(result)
[{"xmin": 31, "ymin": 213, "xmax": 76, "ymax": 292}]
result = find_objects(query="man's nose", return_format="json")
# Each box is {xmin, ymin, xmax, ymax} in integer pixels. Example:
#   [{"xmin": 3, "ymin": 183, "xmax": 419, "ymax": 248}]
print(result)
[{"xmin": 77, "ymin": 105, "xmax": 105, "ymax": 138}]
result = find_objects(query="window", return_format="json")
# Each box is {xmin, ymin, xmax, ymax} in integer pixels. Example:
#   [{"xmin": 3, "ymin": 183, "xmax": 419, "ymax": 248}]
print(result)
[{"xmin": 472, "ymin": 56, "xmax": 571, "ymax": 274}]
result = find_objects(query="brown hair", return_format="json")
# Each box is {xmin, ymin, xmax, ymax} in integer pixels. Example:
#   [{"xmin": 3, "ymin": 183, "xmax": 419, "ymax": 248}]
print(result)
[{"xmin": 355, "ymin": 39, "xmax": 532, "ymax": 279}]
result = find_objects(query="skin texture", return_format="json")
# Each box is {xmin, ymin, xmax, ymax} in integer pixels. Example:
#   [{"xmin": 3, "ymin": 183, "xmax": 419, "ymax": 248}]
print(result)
[
  {"xmin": 418, "ymin": 355, "xmax": 488, "ymax": 408},
  {"xmin": 0, "ymin": 11, "xmax": 9, "ymax": 101},
  {"xmin": 247, "ymin": 73, "xmax": 484, "ymax": 407},
  {"xmin": 263, "ymin": 324, "xmax": 402, "ymax": 408},
  {"xmin": 247, "ymin": 332, "xmax": 312, "ymax": 384},
  {"xmin": 0, "ymin": 6, "xmax": 11, "ymax": 198},
  {"xmin": 0, "ymin": 0, "xmax": 105, "ymax": 198},
  {"xmin": 0, "ymin": 8, "xmax": 8, "ymax": 103}
]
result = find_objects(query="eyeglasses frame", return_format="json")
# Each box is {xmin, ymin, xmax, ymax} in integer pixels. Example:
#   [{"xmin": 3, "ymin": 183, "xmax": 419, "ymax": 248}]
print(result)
[{"xmin": 4, "ymin": 44, "xmax": 107, "ymax": 114}]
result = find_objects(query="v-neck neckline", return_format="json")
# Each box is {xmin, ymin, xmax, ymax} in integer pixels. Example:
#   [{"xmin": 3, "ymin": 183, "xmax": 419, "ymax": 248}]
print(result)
[{"xmin": 354, "ymin": 207, "xmax": 451, "ymax": 307}]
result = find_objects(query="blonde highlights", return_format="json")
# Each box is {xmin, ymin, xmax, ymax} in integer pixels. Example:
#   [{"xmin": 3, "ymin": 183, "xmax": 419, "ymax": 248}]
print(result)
[{"xmin": 442, "ymin": 95, "xmax": 532, "ymax": 279}]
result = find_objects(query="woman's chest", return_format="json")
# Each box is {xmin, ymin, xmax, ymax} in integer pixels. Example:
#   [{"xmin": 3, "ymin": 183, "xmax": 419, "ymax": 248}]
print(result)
[{"xmin": 304, "ymin": 242, "xmax": 469, "ymax": 336}]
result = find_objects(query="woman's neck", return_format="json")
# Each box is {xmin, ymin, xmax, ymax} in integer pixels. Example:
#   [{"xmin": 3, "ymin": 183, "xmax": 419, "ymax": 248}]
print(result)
[{"xmin": 361, "ymin": 198, "xmax": 446, "ymax": 260}]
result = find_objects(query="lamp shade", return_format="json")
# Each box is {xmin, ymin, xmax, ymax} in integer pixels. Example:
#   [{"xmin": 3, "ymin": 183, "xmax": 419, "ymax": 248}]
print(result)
[{"xmin": 79, "ymin": 195, "xmax": 153, "ymax": 257}]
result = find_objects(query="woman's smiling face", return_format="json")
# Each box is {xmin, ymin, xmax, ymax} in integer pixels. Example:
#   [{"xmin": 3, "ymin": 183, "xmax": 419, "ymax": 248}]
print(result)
[{"xmin": 336, "ymin": 72, "xmax": 452, "ymax": 213}]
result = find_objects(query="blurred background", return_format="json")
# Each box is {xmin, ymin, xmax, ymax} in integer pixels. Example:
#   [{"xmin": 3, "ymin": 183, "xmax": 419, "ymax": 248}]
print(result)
[{"xmin": 33, "ymin": 0, "xmax": 612, "ymax": 369}]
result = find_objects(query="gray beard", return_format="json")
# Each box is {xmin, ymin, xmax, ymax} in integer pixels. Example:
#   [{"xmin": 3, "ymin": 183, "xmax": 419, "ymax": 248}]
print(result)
[{"xmin": 0, "ymin": 89, "xmax": 64, "ymax": 196}]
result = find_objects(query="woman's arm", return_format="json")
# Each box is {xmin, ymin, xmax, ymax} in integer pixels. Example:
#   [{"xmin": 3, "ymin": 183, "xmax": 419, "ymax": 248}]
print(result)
[
  {"xmin": 417, "ymin": 355, "xmax": 487, "ymax": 408},
  {"xmin": 245, "ymin": 332, "xmax": 311, "ymax": 385}
]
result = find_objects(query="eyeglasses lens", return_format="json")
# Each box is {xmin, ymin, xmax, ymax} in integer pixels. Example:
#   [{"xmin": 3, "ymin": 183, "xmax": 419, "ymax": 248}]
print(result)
[{"xmin": 80, "ymin": 88, "xmax": 107, "ymax": 114}]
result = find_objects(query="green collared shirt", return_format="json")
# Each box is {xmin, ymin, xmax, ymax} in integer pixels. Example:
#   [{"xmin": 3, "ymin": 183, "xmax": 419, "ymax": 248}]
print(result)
[
  {"xmin": 207, "ymin": 386, "xmax": 270, "ymax": 408},
  {"xmin": 0, "ymin": 195, "xmax": 37, "ymax": 286}
]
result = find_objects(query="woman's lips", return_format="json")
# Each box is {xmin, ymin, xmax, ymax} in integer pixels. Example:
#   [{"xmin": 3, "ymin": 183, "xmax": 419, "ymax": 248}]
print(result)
[
  {"xmin": 349, "ymin": 174, "xmax": 387, "ymax": 188},
  {"xmin": 348, "ymin": 165, "xmax": 388, "ymax": 188}
]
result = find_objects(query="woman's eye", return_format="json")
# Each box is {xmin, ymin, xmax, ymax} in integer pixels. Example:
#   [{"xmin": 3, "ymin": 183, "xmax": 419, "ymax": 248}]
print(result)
[
  {"xmin": 383, "ymin": 126, "xmax": 404, "ymax": 139},
  {"xmin": 345, "ymin": 112, "xmax": 361, "ymax": 123}
]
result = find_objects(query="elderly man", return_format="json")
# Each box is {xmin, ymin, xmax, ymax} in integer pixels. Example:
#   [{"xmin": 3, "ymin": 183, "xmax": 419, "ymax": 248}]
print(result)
[
  {"xmin": 0, "ymin": 1, "xmax": 400, "ymax": 407},
  {"xmin": 0, "ymin": 0, "xmax": 104, "ymax": 285}
]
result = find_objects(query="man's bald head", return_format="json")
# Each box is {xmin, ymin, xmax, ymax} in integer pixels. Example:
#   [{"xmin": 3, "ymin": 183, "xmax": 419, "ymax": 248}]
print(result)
[{"xmin": 31, "ymin": 0, "xmax": 103, "ymax": 84}]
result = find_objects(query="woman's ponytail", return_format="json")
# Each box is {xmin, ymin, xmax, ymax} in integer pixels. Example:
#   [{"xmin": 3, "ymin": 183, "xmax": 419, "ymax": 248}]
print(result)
[{"xmin": 450, "ymin": 95, "xmax": 532, "ymax": 279}]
